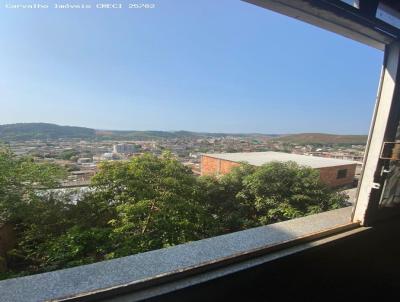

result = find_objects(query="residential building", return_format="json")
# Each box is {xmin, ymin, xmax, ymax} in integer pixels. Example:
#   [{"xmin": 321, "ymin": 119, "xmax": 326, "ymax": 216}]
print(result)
[
  {"xmin": 113, "ymin": 144, "xmax": 137, "ymax": 154},
  {"xmin": 201, "ymin": 151, "xmax": 359, "ymax": 187}
]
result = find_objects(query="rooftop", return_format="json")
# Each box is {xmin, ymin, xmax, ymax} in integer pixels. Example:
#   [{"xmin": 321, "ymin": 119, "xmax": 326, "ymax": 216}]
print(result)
[{"xmin": 202, "ymin": 152, "xmax": 359, "ymax": 169}]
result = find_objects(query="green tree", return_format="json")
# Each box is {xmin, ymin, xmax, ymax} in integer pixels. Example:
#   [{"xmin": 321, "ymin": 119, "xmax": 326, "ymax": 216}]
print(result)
[
  {"xmin": 0, "ymin": 147, "xmax": 66, "ymax": 224},
  {"xmin": 198, "ymin": 163, "xmax": 257, "ymax": 233},
  {"xmin": 237, "ymin": 161, "xmax": 347, "ymax": 225},
  {"xmin": 89, "ymin": 152, "xmax": 216, "ymax": 257},
  {"xmin": 199, "ymin": 161, "xmax": 347, "ymax": 230},
  {"xmin": 0, "ymin": 148, "xmax": 348, "ymax": 280},
  {"xmin": 57, "ymin": 149, "xmax": 79, "ymax": 160},
  {"xmin": 0, "ymin": 147, "xmax": 67, "ymax": 275},
  {"xmin": 1, "ymin": 151, "xmax": 217, "ymax": 277}
]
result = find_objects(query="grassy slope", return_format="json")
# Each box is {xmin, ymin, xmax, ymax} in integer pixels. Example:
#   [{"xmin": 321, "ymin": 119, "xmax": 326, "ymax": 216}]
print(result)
[{"xmin": 274, "ymin": 133, "xmax": 367, "ymax": 145}]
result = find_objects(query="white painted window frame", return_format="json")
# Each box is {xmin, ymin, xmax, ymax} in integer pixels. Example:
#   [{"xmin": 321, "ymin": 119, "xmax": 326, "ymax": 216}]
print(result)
[{"xmin": 353, "ymin": 41, "xmax": 400, "ymax": 225}]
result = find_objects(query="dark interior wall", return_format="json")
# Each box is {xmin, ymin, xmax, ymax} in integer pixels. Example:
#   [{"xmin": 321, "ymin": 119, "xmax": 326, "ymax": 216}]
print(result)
[
  {"xmin": 0, "ymin": 224, "xmax": 16, "ymax": 272},
  {"xmin": 144, "ymin": 217, "xmax": 400, "ymax": 302}
]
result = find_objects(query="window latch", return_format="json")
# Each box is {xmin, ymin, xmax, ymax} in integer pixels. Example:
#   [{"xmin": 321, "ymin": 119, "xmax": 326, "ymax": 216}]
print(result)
[{"xmin": 372, "ymin": 182, "xmax": 381, "ymax": 189}]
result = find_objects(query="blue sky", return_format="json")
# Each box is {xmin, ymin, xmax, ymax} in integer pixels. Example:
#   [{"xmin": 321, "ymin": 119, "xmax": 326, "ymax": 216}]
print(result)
[{"xmin": 0, "ymin": 0, "xmax": 383, "ymax": 134}]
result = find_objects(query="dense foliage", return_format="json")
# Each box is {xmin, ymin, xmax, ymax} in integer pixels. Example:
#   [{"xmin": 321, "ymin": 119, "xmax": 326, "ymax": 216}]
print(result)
[{"xmin": 0, "ymin": 148, "xmax": 348, "ymax": 279}]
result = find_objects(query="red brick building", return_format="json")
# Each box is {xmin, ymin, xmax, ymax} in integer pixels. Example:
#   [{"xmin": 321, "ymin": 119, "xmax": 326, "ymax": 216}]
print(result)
[{"xmin": 201, "ymin": 152, "xmax": 359, "ymax": 188}]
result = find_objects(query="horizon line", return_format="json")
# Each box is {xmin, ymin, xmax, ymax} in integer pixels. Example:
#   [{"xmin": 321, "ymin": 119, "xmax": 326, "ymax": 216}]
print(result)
[{"xmin": 0, "ymin": 122, "xmax": 369, "ymax": 136}]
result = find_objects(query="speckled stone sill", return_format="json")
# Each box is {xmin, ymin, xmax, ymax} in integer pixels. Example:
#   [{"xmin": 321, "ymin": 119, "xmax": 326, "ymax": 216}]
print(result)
[{"xmin": 0, "ymin": 207, "xmax": 355, "ymax": 302}]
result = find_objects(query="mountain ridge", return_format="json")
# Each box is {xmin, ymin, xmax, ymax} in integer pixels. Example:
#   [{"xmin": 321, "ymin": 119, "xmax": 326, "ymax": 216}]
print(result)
[{"xmin": 0, "ymin": 123, "xmax": 367, "ymax": 144}]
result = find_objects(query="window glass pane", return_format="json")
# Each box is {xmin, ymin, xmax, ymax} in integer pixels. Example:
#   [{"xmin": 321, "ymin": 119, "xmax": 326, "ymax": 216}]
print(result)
[
  {"xmin": 0, "ymin": 0, "xmax": 382, "ymax": 279},
  {"xmin": 337, "ymin": 169, "xmax": 348, "ymax": 179},
  {"xmin": 376, "ymin": 3, "xmax": 400, "ymax": 29}
]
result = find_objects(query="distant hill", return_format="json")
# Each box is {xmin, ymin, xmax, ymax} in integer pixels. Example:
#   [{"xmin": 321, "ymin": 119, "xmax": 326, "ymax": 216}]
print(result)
[
  {"xmin": 274, "ymin": 133, "xmax": 368, "ymax": 145},
  {"xmin": 0, "ymin": 123, "xmax": 275, "ymax": 141},
  {"xmin": 0, "ymin": 123, "xmax": 96, "ymax": 141},
  {"xmin": 0, "ymin": 124, "xmax": 368, "ymax": 144}
]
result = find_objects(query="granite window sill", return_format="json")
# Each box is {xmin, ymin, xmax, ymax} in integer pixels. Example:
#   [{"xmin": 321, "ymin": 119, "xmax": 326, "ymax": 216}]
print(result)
[{"xmin": 0, "ymin": 206, "xmax": 359, "ymax": 302}]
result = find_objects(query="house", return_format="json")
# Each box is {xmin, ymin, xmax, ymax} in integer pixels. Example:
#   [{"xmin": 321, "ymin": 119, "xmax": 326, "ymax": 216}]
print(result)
[{"xmin": 201, "ymin": 151, "xmax": 359, "ymax": 187}]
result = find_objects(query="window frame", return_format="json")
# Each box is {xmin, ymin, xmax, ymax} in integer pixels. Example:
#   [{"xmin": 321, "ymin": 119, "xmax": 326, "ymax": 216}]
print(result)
[{"xmin": 352, "ymin": 41, "xmax": 400, "ymax": 225}]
